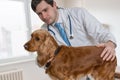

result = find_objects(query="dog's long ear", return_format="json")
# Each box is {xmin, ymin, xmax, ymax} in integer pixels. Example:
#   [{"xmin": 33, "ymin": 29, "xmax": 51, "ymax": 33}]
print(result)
[
  {"xmin": 38, "ymin": 30, "xmax": 58, "ymax": 55},
  {"xmin": 44, "ymin": 31, "xmax": 58, "ymax": 49},
  {"xmin": 37, "ymin": 30, "xmax": 57, "ymax": 66},
  {"xmin": 37, "ymin": 30, "xmax": 51, "ymax": 51},
  {"xmin": 43, "ymin": 30, "xmax": 51, "ymax": 40},
  {"xmin": 39, "ymin": 29, "xmax": 51, "ymax": 41}
]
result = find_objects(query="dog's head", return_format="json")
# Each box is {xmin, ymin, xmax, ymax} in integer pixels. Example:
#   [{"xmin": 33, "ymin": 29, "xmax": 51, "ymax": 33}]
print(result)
[
  {"xmin": 24, "ymin": 29, "xmax": 50, "ymax": 52},
  {"xmin": 24, "ymin": 29, "xmax": 58, "ymax": 66}
]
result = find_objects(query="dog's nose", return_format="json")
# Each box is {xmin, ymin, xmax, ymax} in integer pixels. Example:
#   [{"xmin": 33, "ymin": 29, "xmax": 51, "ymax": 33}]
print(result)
[{"xmin": 24, "ymin": 44, "xmax": 28, "ymax": 50}]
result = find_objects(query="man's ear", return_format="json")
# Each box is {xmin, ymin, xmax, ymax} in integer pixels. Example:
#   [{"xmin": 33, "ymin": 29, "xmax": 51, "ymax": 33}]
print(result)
[{"xmin": 53, "ymin": 1, "xmax": 57, "ymax": 8}]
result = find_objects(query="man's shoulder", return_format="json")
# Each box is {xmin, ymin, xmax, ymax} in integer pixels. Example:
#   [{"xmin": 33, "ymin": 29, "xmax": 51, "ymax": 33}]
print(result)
[
  {"xmin": 62, "ymin": 7, "xmax": 85, "ymax": 11},
  {"xmin": 60, "ymin": 7, "xmax": 86, "ymax": 15}
]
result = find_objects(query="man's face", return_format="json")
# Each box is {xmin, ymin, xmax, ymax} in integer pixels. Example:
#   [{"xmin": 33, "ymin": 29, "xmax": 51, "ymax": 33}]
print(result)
[{"xmin": 35, "ymin": 1, "xmax": 58, "ymax": 25}]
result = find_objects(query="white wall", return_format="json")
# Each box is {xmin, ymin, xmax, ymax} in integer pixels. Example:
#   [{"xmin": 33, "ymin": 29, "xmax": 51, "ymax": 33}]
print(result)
[
  {"xmin": 64, "ymin": 0, "xmax": 83, "ymax": 8},
  {"xmin": 55, "ymin": 0, "xmax": 64, "ymax": 7},
  {"xmin": 0, "ymin": 60, "xmax": 51, "ymax": 80}
]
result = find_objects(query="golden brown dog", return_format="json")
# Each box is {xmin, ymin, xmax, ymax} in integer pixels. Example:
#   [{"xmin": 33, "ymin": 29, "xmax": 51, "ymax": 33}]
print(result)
[{"xmin": 24, "ymin": 29, "xmax": 120, "ymax": 80}]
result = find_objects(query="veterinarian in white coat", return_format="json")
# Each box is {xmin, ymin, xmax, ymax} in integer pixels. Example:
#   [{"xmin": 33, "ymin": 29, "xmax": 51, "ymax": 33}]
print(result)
[
  {"xmin": 31, "ymin": 0, "xmax": 117, "ymax": 79},
  {"xmin": 42, "ymin": 7, "xmax": 116, "ymax": 47}
]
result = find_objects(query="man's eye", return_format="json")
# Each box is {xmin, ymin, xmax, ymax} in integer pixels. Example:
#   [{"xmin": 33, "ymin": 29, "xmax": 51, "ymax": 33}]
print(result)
[
  {"xmin": 35, "ymin": 37, "xmax": 40, "ymax": 41},
  {"xmin": 43, "ymin": 9, "xmax": 47, "ymax": 12}
]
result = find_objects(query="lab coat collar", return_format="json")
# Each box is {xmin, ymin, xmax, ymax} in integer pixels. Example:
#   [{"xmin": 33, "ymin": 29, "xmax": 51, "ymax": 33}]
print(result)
[{"xmin": 48, "ymin": 25, "xmax": 67, "ymax": 45}]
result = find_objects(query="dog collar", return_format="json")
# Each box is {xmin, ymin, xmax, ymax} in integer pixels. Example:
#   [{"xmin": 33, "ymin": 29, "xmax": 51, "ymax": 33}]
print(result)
[{"xmin": 45, "ymin": 46, "xmax": 62, "ymax": 69}]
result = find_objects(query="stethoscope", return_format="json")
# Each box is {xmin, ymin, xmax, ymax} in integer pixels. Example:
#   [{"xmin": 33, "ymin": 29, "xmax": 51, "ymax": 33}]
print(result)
[{"xmin": 47, "ymin": 15, "xmax": 74, "ymax": 39}]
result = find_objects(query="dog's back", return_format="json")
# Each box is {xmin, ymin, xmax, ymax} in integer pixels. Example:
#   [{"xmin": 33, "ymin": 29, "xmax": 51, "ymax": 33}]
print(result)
[{"xmin": 47, "ymin": 45, "xmax": 117, "ymax": 80}]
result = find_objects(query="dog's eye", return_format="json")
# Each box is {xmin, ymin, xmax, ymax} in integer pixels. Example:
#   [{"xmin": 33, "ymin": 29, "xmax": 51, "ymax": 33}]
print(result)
[{"xmin": 35, "ymin": 37, "xmax": 40, "ymax": 41}]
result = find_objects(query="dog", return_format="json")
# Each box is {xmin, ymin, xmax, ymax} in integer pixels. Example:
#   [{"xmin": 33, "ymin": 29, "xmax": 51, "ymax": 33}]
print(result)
[{"xmin": 24, "ymin": 29, "xmax": 120, "ymax": 80}]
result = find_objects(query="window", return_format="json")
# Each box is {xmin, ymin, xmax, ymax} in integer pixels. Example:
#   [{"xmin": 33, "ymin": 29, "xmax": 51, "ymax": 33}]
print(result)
[
  {"xmin": 30, "ymin": 6, "xmax": 44, "ymax": 31},
  {"xmin": 0, "ymin": 0, "xmax": 31, "ymax": 61}
]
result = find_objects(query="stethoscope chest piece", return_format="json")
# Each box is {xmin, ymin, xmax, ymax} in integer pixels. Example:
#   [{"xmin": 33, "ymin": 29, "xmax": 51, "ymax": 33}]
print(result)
[
  {"xmin": 70, "ymin": 35, "xmax": 74, "ymax": 39},
  {"xmin": 69, "ymin": 33, "xmax": 74, "ymax": 39}
]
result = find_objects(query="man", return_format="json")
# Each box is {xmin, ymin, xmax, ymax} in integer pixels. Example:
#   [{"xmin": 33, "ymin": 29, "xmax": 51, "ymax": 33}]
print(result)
[{"xmin": 31, "ymin": 0, "xmax": 116, "ymax": 79}]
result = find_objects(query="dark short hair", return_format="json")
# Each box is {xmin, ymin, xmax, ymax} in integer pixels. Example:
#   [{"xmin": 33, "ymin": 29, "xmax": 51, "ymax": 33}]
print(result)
[{"xmin": 31, "ymin": 0, "xmax": 54, "ymax": 12}]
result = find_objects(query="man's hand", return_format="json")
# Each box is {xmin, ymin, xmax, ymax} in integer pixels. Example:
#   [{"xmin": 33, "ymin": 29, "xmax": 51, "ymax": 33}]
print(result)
[{"xmin": 96, "ymin": 41, "xmax": 116, "ymax": 61}]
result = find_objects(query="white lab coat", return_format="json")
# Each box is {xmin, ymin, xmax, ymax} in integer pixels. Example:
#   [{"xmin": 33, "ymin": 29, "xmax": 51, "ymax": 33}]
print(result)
[{"xmin": 41, "ymin": 7, "xmax": 116, "ymax": 47}]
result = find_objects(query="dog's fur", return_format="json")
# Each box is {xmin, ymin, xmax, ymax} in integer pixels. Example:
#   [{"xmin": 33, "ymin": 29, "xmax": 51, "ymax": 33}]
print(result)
[{"xmin": 24, "ymin": 29, "xmax": 120, "ymax": 80}]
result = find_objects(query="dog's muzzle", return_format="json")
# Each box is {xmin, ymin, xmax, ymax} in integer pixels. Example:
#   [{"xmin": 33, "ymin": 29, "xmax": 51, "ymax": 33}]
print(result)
[{"xmin": 24, "ymin": 44, "xmax": 29, "ymax": 50}]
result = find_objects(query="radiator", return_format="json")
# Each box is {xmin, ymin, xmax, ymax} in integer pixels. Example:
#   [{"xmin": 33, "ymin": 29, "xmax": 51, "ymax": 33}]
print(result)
[{"xmin": 0, "ymin": 69, "xmax": 23, "ymax": 80}]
